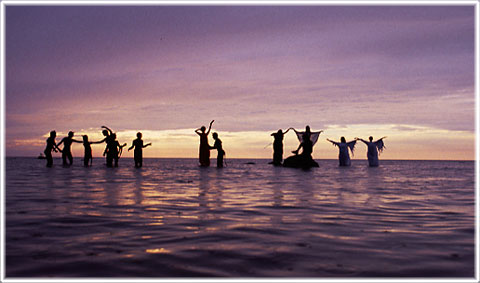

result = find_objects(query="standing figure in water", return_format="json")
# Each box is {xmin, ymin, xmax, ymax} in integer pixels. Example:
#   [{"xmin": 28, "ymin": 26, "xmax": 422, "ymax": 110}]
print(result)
[
  {"xmin": 57, "ymin": 131, "xmax": 82, "ymax": 166},
  {"xmin": 270, "ymin": 128, "xmax": 291, "ymax": 166},
  {"xmin": 195, "ymin": 120, "xmax": 214, "ymax": 167},
  {"xmin": 98, "ymin": 126, "xmax": 115, "ymax": 167},
  {"xmin": 81, "ymin": 135, "xmax": 104, "ymax": 167},
  {"xmin": 44, "ymin": 130, "xmax": 61, "ymax": 167},
  {"xmin": 128, "ymin": 132, "xmax": 152, "ymax": 168},
  {"xmin": 327, "ymin": 137, "xmax": 357, "ymax": 166},
  {"xmin": 356, "ymin": 136, "xmax": 387, "ymax": 167},
  {"xmin": 210, "ymin": 132, "xmax": 225, "ymax": 168},
  {"xmin": 104, "ymin": 133, "xmax": 126, "ymax": 167}
]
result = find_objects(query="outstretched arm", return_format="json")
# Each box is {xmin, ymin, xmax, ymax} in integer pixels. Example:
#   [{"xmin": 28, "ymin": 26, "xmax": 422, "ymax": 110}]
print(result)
[
  {"xmin": 143, "ymin": 143, "xmax": 152, "ymax": 148},
  {"xmin": 57, "ymin": 138, "xmax": 64, "ymax": 147},
  {"xmin": 283, "ymin": 128, "xmax": 291, "ymax": 134},
  {"xmin": 91, "ymin": 139, "xmax": 105, "ymax": 144},
  {"xmin": 72, "ymin": 139, "xmax": 83, "ymax": 143},
  {"xmin": 355, "ymin": 138, "xmax": 368, "ymax": 145},
  {"xmin": 128, "ymin": 143, "xmax": 134, "ymax": 151},
  {"xmin": 206, "ymin": 120, "xmax": 214, "ymax": 135},
  {"xmin": 326, "ymin": 138, "xmax": 337, "ymax": 145}
]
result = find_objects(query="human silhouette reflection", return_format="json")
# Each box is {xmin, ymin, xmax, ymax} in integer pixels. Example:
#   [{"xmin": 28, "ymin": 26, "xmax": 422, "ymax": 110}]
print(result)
[
  {"xmin": 81, "ymin": 135, "xmax": 104, "ymax": 167},
  {"xmin": 270, "ymin": 128, "xmax": 291, "ymax": 166},
  {"xmin": 195, "ymin": 120, "xmax": 214, "ymax": 167},
  {"xmin": 327, "ymin": 137, "xmax": 357, "ymax": 166},
  {"xmin": 128, "ymin": 132, "xmax": 152, "ymax": 168},
  {"xmin": 57, "ymin": 131, "xmax": 82, "ymax": 166},
  {"xmin": 356, "ymin": 136, "xmax": 387, "ymax": 167},
  {"xmin": 43, "ymin": 130, "xmax": 61, "ymax": 167},
  {"xmin": 283, "ymin": 132, "xmax": 319, "ymax": 169},
  {"xmin": 103, "ymin": 133, "xmax": 126, "ymax": 167},
  {"xmin": 210, "ymin": 132, "xmax": 225, "ymax": 168}
]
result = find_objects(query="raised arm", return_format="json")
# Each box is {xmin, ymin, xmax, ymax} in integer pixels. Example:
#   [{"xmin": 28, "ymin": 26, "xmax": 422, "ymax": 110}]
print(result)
[
  {"xmin": 283, "ymin": 128, "xmax": 291, "ymax": 135},
  {"xmin": 206, "ymin": 120, "xmax": 214, "ymax": 135},
  {"xmin": 101, "ymin": 126, "xmax": 113, "ymax": 135},
  {"xmin": 195, "ymin": 128, "xmax": 202, "ymax": 135}
]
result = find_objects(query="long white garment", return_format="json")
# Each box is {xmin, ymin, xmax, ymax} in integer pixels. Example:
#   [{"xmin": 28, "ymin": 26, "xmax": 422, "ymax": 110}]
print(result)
[
  {"xmin": 331, "ymin": 141, "xmax": 356, "ymax": 166},
  {"xmin": 365, "ymin": 139, "xmax": 385, "ymax": 167}
]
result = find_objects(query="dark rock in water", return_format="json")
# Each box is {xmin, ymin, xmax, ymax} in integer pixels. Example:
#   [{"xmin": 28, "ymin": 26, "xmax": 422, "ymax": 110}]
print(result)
[
  {"xmin": 283, "ymin": 155, "xmax": 318, "ymax": 169},
  {"xmin": 245, "ymin": 162, "xmax": 256, "ymax": 165}
]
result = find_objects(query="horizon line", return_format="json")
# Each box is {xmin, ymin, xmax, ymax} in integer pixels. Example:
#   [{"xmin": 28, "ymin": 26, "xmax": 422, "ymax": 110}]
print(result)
[{"xmin": 5, "ymin": 156, "xmax": 475, "ymax": 162}]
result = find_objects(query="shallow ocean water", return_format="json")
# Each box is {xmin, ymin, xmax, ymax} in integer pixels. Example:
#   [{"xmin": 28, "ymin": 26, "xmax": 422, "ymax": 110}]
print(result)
[{"xmin": 5, "ymin": 157, "xmax": 475, "ymax": 277}]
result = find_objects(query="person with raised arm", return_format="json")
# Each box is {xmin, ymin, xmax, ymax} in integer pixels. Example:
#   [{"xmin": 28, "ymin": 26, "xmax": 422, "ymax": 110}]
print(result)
[
  {"xmin": 57, "ymin": 131, "xmax": 82, "ymax": 166},
  {"xmin": 355, "ymin": 136, "xmax": 387, "ymax": 167},
  {"xmin": 291, "ymin": 125, "xmax": 323, "ymax": 146},
  {"xmin": 44, "ymin": 130, "xmax": 61, "ymax": 167},
  {"xmin": 195, "ymin": 120, "xmax": 214, "ymax": 167},
  {"xmin": 128, "ymin": 132, "xmax": 152, "ymax": 168},
  {"xmin": 269, "ymin": 128, "xmax": 291, "ymax": 166},
  {"xmin": 210, "ymin": 132, "xmax": 225, "ymax": 168},
  {"xmin": 326, "ymin": 137, "xmax": 357, "ymax": 166}
]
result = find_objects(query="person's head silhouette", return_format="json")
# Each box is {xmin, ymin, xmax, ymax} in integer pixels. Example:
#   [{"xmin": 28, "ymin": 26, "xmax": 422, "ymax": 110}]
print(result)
[
  {"xmin": 102, "ymin": 130, "xmax": 109, "ymax": 137},
  {"xmin": 200, "ymin": 126, "xmax": 206, "ymax": 133},
  {"xmin": 50, "ymin": 131, "xmax": 56, "ymax": 138},
  {"xmin": 341, "ymin": 137, "xmax": 346, "ymax": 143},
  {"xmin": 137, "ymin": 132, "xmax": 142, "ymax": 139},
  {"xmin": 369, "ymin": 136, "xmax": 373, "ymax": 142},
  {"xmin": 212, "ymin": 132, "xmax": 218, "ymax": 139},
  {"xmin": 68, "ymin": 131, "xmax": 74, "ymax": 138}
]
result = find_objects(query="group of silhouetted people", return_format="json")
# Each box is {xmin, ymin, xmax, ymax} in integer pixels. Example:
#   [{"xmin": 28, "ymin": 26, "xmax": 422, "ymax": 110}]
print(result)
[
  {"xmin": 271, "ymin": 125, "xmax": 386, "ymax": 168},
  {"xmin": 43, "ymin": 126, "xmax": 151, "ymax": 168},
  {"xmin": 195, "ymin": 120, "xmax": 226, "ymax": 168},
  {"xmin": 43, "ymin": 122, "xmax": 386, "ymax": 169}
]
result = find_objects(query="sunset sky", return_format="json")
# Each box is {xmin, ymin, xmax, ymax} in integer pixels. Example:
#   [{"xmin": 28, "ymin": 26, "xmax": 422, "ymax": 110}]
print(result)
[{"xmin": 5, "ymin": 4, "xmax": 476, "ymax": 160}]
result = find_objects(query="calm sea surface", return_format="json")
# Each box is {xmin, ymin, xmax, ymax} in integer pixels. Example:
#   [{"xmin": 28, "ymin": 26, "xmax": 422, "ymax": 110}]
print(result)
[{"xmin": 5, "ymin": 157, "xmax": 475, "ymax": 277}]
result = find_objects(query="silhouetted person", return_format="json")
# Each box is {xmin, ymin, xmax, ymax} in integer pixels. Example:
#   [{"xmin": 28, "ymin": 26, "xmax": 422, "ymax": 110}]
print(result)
[
  {"xmin": 195, "ymin": 120, "xmax": 214, "ymax": 167},
  {"xmin": 283, "ymin": 132, "xmax": 319, "ymax": 169},
  {"xmin": 356, "ymin": 136, "xmax": 387, "ymax": 167},
  {"xmin": 98, "ymin": 126, "xmax": 115, "ymax": 167},
  {"xmin": 210, "ymin": 132, "xmax": 225, "ymax": 168},
  {"xmin": 292, "ymin": 125, "xmax": 323, "ymax": 145},
  {"xmin": 327, "ymin": 137, "xmax": 357, "ymax": 166},
  {"xmin": 128, "ymin": 132, "xmax": 152, "ymax": 168},
  {"xmin": 81, "ymin": 135, "xmax": 104, "ymax": 167},
  {"xmin": 270, "ymin": 128, "xmax": 290, "ymax": 166},
  {"xmin": 57, "ymin": 131, "xmax": 82, "ymax": 166},
  {"xmin": 44, "ymin": 130, "xmax": 61, "ymax": 167},
  {"xmin": 103, "ymin": 133, "xmax": 126, "ymax": 167}
]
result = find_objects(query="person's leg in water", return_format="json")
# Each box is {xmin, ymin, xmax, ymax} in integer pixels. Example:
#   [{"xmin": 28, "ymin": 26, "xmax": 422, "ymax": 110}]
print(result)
[
  {"xmin": 45, "ymin": 150, "xmax": 53, "ymax": 167},
  {"xmin": 217, "ymin": 153, "xmax": 224, "ymax": 168},
  {"xmin": 67, "ymin": 152, "xmax": 73, "ymax": 165}
]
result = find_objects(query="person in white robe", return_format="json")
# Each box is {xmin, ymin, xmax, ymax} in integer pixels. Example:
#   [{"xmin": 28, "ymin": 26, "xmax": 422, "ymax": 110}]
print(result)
[
  {"xmin": 326, "ymin": 137, "xmax": 356, "ymax": 166},
  {"xmin": 356, "ymin": 136, "xmax": 386, "ymax": 167}
]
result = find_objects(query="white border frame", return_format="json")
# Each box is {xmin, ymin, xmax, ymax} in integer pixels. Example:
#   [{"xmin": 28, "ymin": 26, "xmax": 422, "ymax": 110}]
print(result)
[{"xmin": 0, "ymin": 1, "xmax": 478, "ymax": 283}]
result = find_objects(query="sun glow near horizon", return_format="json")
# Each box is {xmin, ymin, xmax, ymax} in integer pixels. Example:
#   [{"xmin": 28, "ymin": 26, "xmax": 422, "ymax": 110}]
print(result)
[{"xmin": 6, "ymin": 123, "xmax": 474, "ymax": 161}]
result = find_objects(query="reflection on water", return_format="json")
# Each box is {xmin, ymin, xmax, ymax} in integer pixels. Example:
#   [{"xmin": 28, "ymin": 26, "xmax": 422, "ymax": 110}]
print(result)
[{"xmin": 5, "ymin": 158, "xmax": 475, "ymax": 277}]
